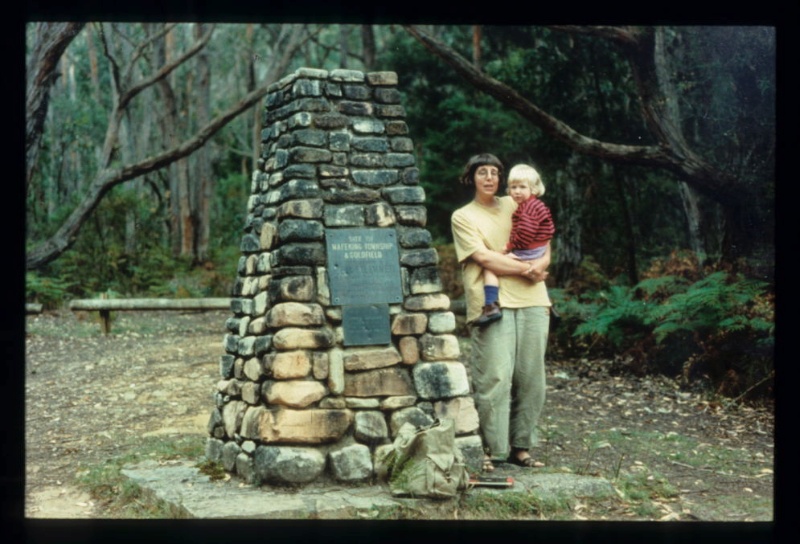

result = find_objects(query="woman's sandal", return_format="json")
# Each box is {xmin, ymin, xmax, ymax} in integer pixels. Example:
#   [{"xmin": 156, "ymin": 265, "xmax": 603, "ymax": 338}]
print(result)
[
  {"xmin": 508, "ymin": 452, "xmax": 544, "ymax": 468},
  {"xmin": 482, "ymin": 456, "xmax": 496, "ymax": 473}
]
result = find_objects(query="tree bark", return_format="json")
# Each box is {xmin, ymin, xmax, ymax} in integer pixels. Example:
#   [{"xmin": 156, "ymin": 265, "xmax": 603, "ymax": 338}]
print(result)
[
  {"xmin": 472, "ymin": 25, "xmax": 482, "ymax": 69},
  {"xmin": 194, "ymin": 22, "xmax": 213, "ymax": 263},
  {"xmin": 247, "ymin": 23, "xmax": 258, "ymax": 180},
  {"xmin": 26, "ymin": 22, "xmax": 85, "ymax": 189},
  {"xmin": 339, "ymin": 25, "xmax": 350, "ymax": 68},
  {"xmin": 553, "ymin": 153, "xmax": 585, "ymax": 286},
  {"xmin": 26, "ymin": 24, "xmax": 308, "ymax": 271},
  {"xmin": 403, "ymin": 24, "xmax": 753, "ymax": 263},
  {"xmin": 679, "ymin": 181, "xmax": 704, "ymax": 259},
  {"xmin": 361, "ymin": 25, "xmax": 376, "ymax": 71},
  {"xmin": 615, "ymin": 169, "xmax": 639, "ymax": 284},
  {"xmin": 85, "ymin": 24, "xmax": 101, "ymax": 102}
]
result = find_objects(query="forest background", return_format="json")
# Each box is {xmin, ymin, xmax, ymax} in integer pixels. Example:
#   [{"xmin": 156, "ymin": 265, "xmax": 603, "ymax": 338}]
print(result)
[{"xmin": 24, "ymin": 21, "xmax": 776, "ymax": 402}]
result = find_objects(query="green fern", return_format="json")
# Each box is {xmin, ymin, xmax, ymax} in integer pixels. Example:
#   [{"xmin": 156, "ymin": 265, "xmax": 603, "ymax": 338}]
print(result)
[
  {"xmin": 26, "ymin": 271, "xmax": 75, "ymax": 309},
  {"xmin": 647, "ymin": 272, "xmax": 769, "ymax": 344},
  {"xmin": 573, "ymin": 285, "xmax": 652, "ymax": 348},
  {"xmin": 572, "ymin": 271, "xmax": 772, "ymax": 352},
  {"xmin": 634, "ymin": 275, "xmax": 689, "ymax": 299}
]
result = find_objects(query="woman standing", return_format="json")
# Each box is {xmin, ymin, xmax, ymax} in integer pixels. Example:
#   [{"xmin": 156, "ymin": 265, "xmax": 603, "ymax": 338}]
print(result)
[{"xmin": 451, "ymin": 153, "xmax": 551, "ymax": 472}]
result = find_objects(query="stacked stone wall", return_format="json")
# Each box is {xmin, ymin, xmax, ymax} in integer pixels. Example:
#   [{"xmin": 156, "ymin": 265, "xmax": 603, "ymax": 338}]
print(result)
[{"xmin": 205, "ymin": 68, "xmax": 481, "ymax": 486}]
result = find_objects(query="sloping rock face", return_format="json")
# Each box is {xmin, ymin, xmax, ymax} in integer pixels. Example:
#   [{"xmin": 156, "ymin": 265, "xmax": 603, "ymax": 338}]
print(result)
[{"xmin": 205, "ymin": 68, "xmax": 478, "ymax": 485}]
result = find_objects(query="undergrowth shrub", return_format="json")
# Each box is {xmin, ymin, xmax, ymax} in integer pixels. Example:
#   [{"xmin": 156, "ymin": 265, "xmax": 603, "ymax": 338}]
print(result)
[
  {"xmin": 25, "ymin": 271, "xmax": 75, "ymax": 310},
  {"xmin": 553, "ymin": 251, "xmax": 774, "ymax": 400}
]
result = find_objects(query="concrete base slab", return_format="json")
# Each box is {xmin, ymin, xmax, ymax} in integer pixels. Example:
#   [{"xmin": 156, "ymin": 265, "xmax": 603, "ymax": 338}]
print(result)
[{"xmin": 121, "ymin": 459, "xmax": 615, "ymax": 519}]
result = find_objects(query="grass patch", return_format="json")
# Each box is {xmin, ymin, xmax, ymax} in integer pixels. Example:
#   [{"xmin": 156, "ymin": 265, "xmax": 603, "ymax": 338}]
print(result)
[
  {"xmin": 75, "ymin": 435, "xmax": 205, "ymax": 518},
  {"xmin": 585, "ymin": 428, "xmax": 768, "ymax": 478},
  {"xmin": 459, "ymin": 491, "xmax": 574, "ymax": 520},
  {"xmin": 369, "ymin": 492, "xmax": 576, "ymax": 521},
  {"xmin": 196, "ymin": 459, "xmax": 227, "ymax": 481},
  {"xmin": 617, "ymin": 470, "xmax": 679, "ymax": 501},
  {"xmin": 612, "ymin": 467, "xmax": 680, "ymax": 518}
]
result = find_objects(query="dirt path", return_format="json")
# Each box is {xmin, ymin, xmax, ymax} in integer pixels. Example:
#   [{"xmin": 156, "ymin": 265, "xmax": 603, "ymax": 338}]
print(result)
[
  {"xmin": 25, "ymin": 309, "xmax": 223, "ymax": 518},
  {"xmin": 24, "ymin": 310, "xmax": 774, "ymax": 520}
]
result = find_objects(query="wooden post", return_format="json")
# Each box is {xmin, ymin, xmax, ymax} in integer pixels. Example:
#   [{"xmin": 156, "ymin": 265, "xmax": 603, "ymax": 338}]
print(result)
[{"xmin": 100, "ymin": 292, "xmax": 110, "ymax": 335}]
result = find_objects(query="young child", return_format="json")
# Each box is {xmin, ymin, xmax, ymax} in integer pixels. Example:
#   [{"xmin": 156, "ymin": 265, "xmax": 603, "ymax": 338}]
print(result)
[{"xmin": 476, "ymin": 163, "xmax": 555, "ymax": 326}]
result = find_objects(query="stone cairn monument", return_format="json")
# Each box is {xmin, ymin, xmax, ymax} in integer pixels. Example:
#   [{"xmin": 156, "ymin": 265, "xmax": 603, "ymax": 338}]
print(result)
[{"xmin": 205, "ymin": 68, "xmax": 482, "ymax": 486}]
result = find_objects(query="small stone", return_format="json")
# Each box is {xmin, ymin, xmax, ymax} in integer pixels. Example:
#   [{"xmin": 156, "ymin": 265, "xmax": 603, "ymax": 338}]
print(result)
[
  {"xmin": 413, "ymin": 362, "xmax": 470, "ymax": 400},
  {"xmin": 354, "ymin": 411, "xmax": 389, "ymax": 445},
  {"xmin": 434, "ymin": 397, "xmax": 480, "ymax": 435},
  {"xmin": 379, "ymin": 395, "xmax": 417, "ymax": 410},
  {"xmin": 428, "ymin": 312, "xmax": 456, "ymax": 334},
  {"xmin": 397, "ymin": 336, "xmax": 419, "ymax": 365},
  {"xmin": 389, "ymin": 406, "xmax": 434, "ymax": 437},
  {"xmin": 343, "ymin": 347, "xmax": 402, "ymax": 371},
  {"xmin": 329, "ymin": 444, "xmax": 373, "ymax": 482},
  {"xmin": 263, "ymin": 350, "xmax": 312, "ymax": 379},
  {"xmin": 267, "ymin": 302, "xmax": 326, "ymax": 328},
  {"xmin": 272, "ymin": 327, "xmax": 335, "ymax": 350},
  {"xmin": 343, "ymin": 367, "xmax": 414, "ymax": 398},
  {"xmin": 265, "ymin": 380, "xmax": 327, "ymax": 408},
  {"xmin": 391, "ymin": 313, "xmax": 427, "ymax": 335},
  {"xmin": 419, "ymin": 333, "xmax": 461, "ymax": 361},
  {"xmin": 205, "ymin": 438, "xmax": 224, "ymax": 463},
  {"xmin": 221, "ymin": 441, "xmax": 241, "ymax": 472},
  {"xmin": 254, "ymin": 446, "xmax": 326, "ymax": 484},
  {"xmin": 258, "ymin": 408, "xmax": 353, "ymax": 444}
]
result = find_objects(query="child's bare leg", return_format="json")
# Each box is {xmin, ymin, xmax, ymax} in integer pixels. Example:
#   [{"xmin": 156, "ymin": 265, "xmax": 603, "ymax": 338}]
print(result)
[
  {"xmin": 476, "ymin": 268, "xmax": 502, "ymax": 326},
  {"xmin": 483, "ymin": 268, "xmax": 499, "ymax": 288}
]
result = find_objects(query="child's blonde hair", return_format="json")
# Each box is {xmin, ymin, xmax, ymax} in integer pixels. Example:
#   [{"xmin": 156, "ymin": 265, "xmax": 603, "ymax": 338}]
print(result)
[{"xmin": 507, "ymin": 164, "xmax": 545, "ymax": 197}]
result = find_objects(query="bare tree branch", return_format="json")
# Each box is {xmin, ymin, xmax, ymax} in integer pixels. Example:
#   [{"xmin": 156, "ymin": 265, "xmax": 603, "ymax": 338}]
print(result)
[
  {"xmin": 403, "ymin": 24, "xmax": 740, "ymax": 204},
  {"xmin": 547, "ymin": 25, "xmax": 643, "ymax": 47},
  {"xmin": 125, "ymin": 22, "xmax": 179, "ymax": 80},
  {"xmin": 120, "ymin": 25, "xmax": 215, "ymax": 110},
  {"xmin": 403, "ymin": 25, "xmax": 672, "ymax": 169},
  {"xmin": 96, "ymin": 23, "xmax": 123, "ymax": 96},
  {"xmin": 26, "ymin": 24, "xmax": 310, "ymax": 271}
]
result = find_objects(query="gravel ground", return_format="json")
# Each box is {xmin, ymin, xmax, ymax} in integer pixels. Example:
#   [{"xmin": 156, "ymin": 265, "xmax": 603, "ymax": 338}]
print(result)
[{"xmin": 23, "ymin": 309, "xmax": 774, "ymax": 521}]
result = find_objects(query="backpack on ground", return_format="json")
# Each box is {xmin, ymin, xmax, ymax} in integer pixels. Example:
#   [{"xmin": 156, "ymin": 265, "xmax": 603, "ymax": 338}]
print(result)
[{"xmin": 384, "ymin": 418, "xmax": 470, "ymax": 499}]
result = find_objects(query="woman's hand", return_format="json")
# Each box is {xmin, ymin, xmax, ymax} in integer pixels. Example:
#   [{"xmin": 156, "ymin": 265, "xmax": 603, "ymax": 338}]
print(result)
[
  {"xmin": 522, "ymin": 248, "xmax": 551, "ymax": 283},
  {"xmin": 523, "ymin": 264, "xmax": 548, "ymax": 283}
]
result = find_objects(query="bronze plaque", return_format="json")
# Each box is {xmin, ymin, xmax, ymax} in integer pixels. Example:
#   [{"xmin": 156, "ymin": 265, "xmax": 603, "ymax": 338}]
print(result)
[
  {"xmin": 342, "ymin": 304, "xmax": 391, "ymax": 346},
  {"xmin": 326, "ymin": 228, "xmax": 403, "ymax": 305}
]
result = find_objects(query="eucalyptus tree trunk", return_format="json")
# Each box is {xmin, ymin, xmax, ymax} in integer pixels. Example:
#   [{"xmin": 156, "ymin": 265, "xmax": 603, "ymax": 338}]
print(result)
[
  {"xmin": 194, "ymin": 22, "xmax": 213, "ymax": 263},
  {"xmin": 26, "ymin": 22, "xmax": 84, "ymax": 189},
  {"xmin": 552, "ymin": 153, "xmax": 585, "ymax": 287},
  {"xmin": 339, "ymin": 25, "xmax": 350, "ymax": 68},
  {"xmin": 615, "ymin": 169, "xmax": 639, "ymax": 284},
  {"xmin": 247, "ymin": 23, "xmax": 258, "ymax": 179},
  {"xmin": 153, "ymin": 24, "xmax": 195, "ymax": 260},
  {"xmin": 678, "ymin": 182, "xmax": 704, "ymax": 260},
  {"xmin": 26, "ymin": 23, "xmax": 307, "ymax": 271},
  {"xmin": 472, "ymin": 25, "xmax": 482, "ymax": 69},
  {"xmin": 85, "ymin": 25, "xmax": 101, "ymax": 103},
  {"xmin": 361, "ymin": 25, "xmax": 376, "ymax": 71},
  {"xmin": 653, "ymin": 28, "xmax": 706, "ymax": 261}
]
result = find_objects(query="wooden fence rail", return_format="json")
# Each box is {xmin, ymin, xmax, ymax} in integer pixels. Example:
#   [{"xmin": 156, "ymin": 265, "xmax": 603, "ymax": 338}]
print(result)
[
  {"xmin": 68, "ymin": 298, "xmax": 231, "ymax": 335},
  {"xmin": 68, "ymin": 297, "xmax": 467, "ymax": 335}
]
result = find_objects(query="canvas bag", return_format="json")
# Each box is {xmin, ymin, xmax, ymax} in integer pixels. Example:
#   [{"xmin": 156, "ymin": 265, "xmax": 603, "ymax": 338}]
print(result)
[{"xmin": 385, "ymin": 418, "xmax": 470, "ymax": 499}]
